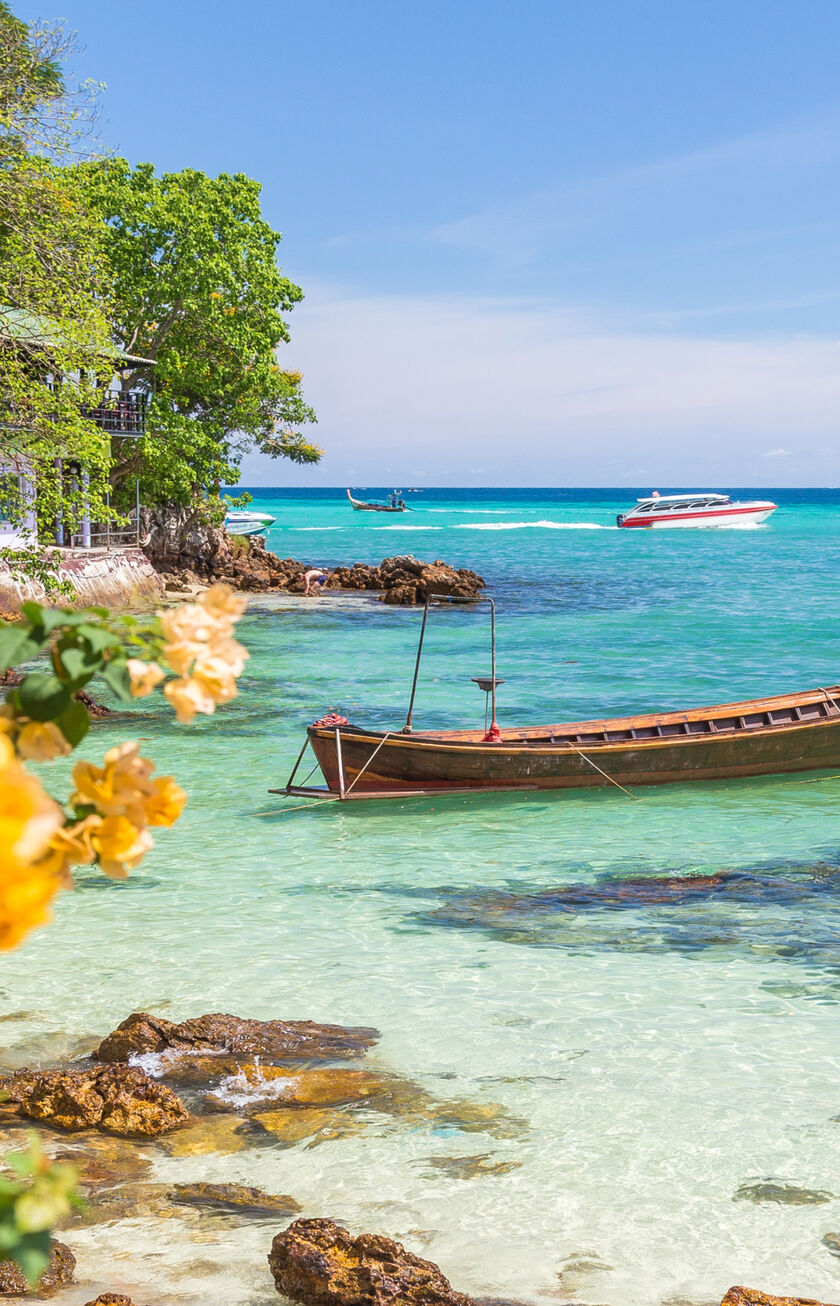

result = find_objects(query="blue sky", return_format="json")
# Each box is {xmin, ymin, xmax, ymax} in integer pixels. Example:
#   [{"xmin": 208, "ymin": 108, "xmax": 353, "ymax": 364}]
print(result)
[{"xmin": 30, "ymin": 0, "xmax": 840, "ymax": 485}]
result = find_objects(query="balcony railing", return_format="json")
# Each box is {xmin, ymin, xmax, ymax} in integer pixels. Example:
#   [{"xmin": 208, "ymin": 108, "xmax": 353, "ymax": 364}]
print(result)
[{"xmin": 82, "ymin": 390, "xmax": 147, "ymax": 435}]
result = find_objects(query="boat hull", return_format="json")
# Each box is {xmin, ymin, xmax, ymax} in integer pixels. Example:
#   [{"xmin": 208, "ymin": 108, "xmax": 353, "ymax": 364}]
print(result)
[
  {"xmin": 306, "ymin": 688, "xmax": 840, "ymax": 794},
  {"xmin": 620, "ymin": 505, "xmax": 776, "ymax": 528}
]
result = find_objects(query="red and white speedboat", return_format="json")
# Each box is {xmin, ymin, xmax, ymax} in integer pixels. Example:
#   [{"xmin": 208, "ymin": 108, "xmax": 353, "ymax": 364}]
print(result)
[{"xmin": 617, "ymin": 492, "xmax": 777, "ymax": 529}]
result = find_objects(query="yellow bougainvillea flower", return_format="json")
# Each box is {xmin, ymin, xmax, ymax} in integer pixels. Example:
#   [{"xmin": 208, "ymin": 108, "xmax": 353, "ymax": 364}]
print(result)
[
  {"xmin": 192, "ymin": 655, "xmax": 238, "ymax": 705},
  {"xmin": 163, "ymin": 676, "xmax": 216, "ymax": 724},
  {"xmin": 143, "ymin": 776, "xmax": 187, "ymax": 828},
  {"xmin": 16, "ymin": 720, "xmax": 72, "ymax": 762},
  {"xmin": 198, "ymin": 584, "xmax": 247, "ymax": 622},
  {"xmin": 33, "ymin": 815, "xmax": 100, "ymax": 881},
  {"xmin": 91, "ymin": 816, "xmax": 155, "ymax": 880},
  {"xmin": 71, "ymin": 741, "xmax": 156, "ymax": 822},
  {"xmin": 126, "ymin": 659, "xmax": 165, "ymax": 698},
  {"xmin": 0, "ymin": 736, "xmax": 64, "ymax": 949}
]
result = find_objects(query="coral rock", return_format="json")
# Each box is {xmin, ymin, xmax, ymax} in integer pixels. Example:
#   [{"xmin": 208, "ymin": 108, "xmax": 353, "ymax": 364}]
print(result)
[
  {"xmin": 721, "ymin": 1291, "xmax": 840, "ymax": 1306},
  {"xmin": 268, "ymin": 1218, "xmax": 474, "ymax": 1306},
  {"xmin": 94, "ymin": 1011, "xmax": 378, "ymax": 1064},
  {"xmin": 0, "ymin": 1065, "xmax": 188, "ymax": 1137},
  {"xmin": 0, "ymin": 1240, "xmax": 75, "ymax": 1295},
  {"xmin": 207, "ymin": 1065, "xmax": 389, "ymax": 1113},
  {"xmin": 169, "ymin": 1182, "xmax": 301, "ymax": 1217}
]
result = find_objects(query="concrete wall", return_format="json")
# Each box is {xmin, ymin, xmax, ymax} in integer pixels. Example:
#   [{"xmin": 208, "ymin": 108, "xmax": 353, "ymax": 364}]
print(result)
[{"xmin": 0, "ymin": 546, "xmax": 162, "ymax": 610}]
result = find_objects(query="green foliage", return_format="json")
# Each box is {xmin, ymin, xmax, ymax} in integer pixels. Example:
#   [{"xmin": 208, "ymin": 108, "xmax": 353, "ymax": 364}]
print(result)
[
  {"xmin": 0, "ymin": 5, "xmax": 115, "ymax": 540},
  {"xmin": 75, "ymin": 159, "xmax": 321, "ymax": 506},
  {"xmin": 0, "ymin": 1135, "xmax": 79, "ymax": 1285},
  {"xmin": 0, "ymin": 547, "xmax": 75, "ymax": 599},
  {"xmin": 222, "ymin": 491, "xmax": 253, "ymax": 509}
]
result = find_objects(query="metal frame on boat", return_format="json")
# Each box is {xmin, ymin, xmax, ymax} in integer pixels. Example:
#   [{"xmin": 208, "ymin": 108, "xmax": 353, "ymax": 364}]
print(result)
[{"xmin": 272, "ymin": 596, "xmax": 840, "ymax": 803}]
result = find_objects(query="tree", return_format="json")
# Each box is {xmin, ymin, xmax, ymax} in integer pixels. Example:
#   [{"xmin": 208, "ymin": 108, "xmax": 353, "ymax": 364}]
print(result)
[
  {"xmin": 0, "ymin": 3, "xmax": 115, "ymax": 541},
  {"xmin": 75, "ymin": 159, "xmax": 321, "ymax": 507}
]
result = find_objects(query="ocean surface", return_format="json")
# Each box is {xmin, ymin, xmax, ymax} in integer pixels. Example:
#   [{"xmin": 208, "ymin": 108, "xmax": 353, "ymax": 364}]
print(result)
[{"xmin": 5, "ymin": 487, "xmax": 840, "ymax": 1305}]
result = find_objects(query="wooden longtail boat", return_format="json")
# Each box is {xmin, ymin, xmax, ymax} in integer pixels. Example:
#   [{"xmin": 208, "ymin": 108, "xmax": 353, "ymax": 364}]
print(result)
[
  {"xmin": 346, "ymin": 489, "xmax": 407, "ymax": 512},
  {"xmin": 275, "ymin": 597, "xmax": 840, "ymax": 802}
]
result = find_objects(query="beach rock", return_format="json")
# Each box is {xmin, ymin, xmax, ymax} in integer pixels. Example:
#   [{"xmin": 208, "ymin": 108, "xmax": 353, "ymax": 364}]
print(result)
[
  {"xmin": 721, "ymin": 1290, "xmax": 840, "ymax": 1306},
  {"xmin": 823, "ymin": 1233, "xmax": 840, "ymax": 1258},
  {"xmin": 83, "ymin": 1296, "xmax": 138, "ymax": 1306},
  {"xmin": 95, "ymin": 1011, "xmax": 378, "ymax": 1064},
  {"xmin": 169, "ymin": 1181, "xmax": 301, "ymax": 1218},
  {"xmin": 0, "ymin": 1240, "xmax": 75, "ymax": 1295},
  {"xmin": 53, "ymin": 1134, "xmax": 154, "ymax": 1187},
  {"xmin": 63, "ymin": 1182, "xmax": 175, "ymax": 1228},
  {"xmin": 268, "ymin": 1217, "xmax": 474, "ymax": 1306},
  {"xmin": 0, "ymin": 1065, "xmax": 188, "ymax": 1137},
  {"xmin": 732, "ymin": 1182, "xmax": 833, "ymax": 1205},
  {"xmin": 207, "ymin": 1065, "xmax": 389, "ymax": 1113},
  {"xmin": 157, "ymin": 1113, "xmax": 249, "ymax": 1156},
  {"xmin": 252, "ymin": 1105, "xmax": 366, "ymax": 1147},
  {"xmin": 418, "ymin": 1153, "xmax": 521, "ymax": 1179},
  {"xmin": 377, "ymin": 556, "xmax": 484, "ymax": 605}
]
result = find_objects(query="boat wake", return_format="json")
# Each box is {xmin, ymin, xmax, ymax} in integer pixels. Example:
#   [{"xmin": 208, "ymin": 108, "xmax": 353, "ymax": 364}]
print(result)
[{"xmin": 455, "ymin": 520, "xmax": 615, "ymax": 531}]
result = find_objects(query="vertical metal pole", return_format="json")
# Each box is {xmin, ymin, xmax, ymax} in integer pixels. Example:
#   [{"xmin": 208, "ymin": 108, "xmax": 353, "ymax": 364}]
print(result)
[
  {"xmin": 55, "ymin": 459, "xmax": 64, "ymax": 546},
  {"xmin": 335, "ymin": 728, "xmax": 346, "ymax": 799},
  {"xmin": 403, "ymin": 595, "xmax": 432, "ymax": 734},
  {"xmin": 135, "ymin": 477, "xmax": 140, "ymax": 545},
  {"xmin": 105, "ymin": 490, "xmax": 111, "ymax": 550},
  {"xmin": 485, "ymin": 597, "xmax": 501, "ymax": 742},
  {"xmin": 81, "ymin": 470, "xmax": 91, "ymax": 548}
]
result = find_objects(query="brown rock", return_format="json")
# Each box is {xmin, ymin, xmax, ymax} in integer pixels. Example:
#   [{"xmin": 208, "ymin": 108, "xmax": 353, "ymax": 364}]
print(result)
[
  {"xmin": 252, "ymin": 1106, "xmax": 366, "ymax": 1148},
  {"xmin": 207, "ymin": 1065, "xmax": 389, "ymax": 1113},
  {"xmin": 378, "ymin": 556, "xmax": 484, "ymax": 605},
  {"xmin": 84, "ymin": 1296, "xmax": 138, "ymax": 1306},
  {"xmin": 53, "ymin": 1134, "xmax": 154, "ymax": 1187},
  {"xmin": 0, "ymin": 1065, "xmax": 188, "ymax": 1137},
  {"xmin": 721, "ymin": 1291, "xmax": 839, "ymax": 1306},
  {"xmin": 94, "ymin": 1011, "xmax": 378, "ymax": 1064},
  {"xmin": 0, "ymin": 1240, "xmax": 75, "ymax": 1295},
  {"xmin": 268, "ymin": 1218, "xmax": 474, "ymax": 1306},
  {"xmin": 419, "ymin": 1153, "xmax": 520, "ymax": 1180},
  {"xmin": 157, "ymin": 1113, "xmax": 249, "ymax": 1156},
  {"xmin": 169, "ymin": 1181, "xmax": 301, "ymax": 1218},
  {"xmin": 63, "ymin": 1182, "xmax": 175, "ymax": 1228}
]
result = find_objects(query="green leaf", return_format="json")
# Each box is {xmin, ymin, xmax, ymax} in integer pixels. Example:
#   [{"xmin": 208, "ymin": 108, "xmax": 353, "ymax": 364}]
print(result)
[
  {"xmin": 13, "ymin": 1231, "xmax": 51, "ymax": 1287},
  {"xmin": 55, "ymin": 698, "xmax": 89, "ymax": 747},
  {"xmin": 55, "ymin": 645, "xmax": 98, "ymax": 686},
  {"xmin": 19, "ymin": 602, "xmax": 44, "ymax": 626},
  {"xmin": 17, "ymin": 672, "xmax": 71, "ymax": 721},
  {"xmin": 100, "ymin": 657, "xmax": 132, "ymax": 701},
  {"xmin": 24, "ymin": 608, "xmax": 84, "ymax": 634},
  {"xmin": 75, "ymin": 624, "xmax": 120, "ymax": 655},
  {"xmin": 0, "ymin": 624, "xmax": 46, "ymax": 673}
]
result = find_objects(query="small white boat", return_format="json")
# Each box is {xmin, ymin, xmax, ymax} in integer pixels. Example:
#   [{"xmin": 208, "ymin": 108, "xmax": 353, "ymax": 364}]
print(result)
[
  {"xmin": 617, "ymin": 492, "xmax": 777, "ymax": 529},
  {"xmin": 224, "ymin": 509, "xmax": 276, "ymax": 536}
]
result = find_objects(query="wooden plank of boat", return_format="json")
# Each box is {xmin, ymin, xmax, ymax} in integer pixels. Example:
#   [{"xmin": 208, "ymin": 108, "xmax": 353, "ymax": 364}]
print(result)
[
  {"xmin": 303, "ymin": 685, "xmax": 840, "ymax": 795},
  {"xmin": 346, "ymin": 489, "xmax": 406, "ymax": 513}
]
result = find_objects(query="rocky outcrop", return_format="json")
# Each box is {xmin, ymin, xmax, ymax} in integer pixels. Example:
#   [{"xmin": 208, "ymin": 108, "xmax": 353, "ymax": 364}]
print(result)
[
  {"xmin": 0, "ymin": 1240, "xmax": 75, "ymax": 1295},
  {"xmin": 268, "ymin": 1219, "xmax": 475, "ymax": 1306},
  {"xmin": 0, "ymin": 1065, "xmax": 188, "ymax": 1137},
  {"xmin": 168, "ymin": 1182, "xmax": 301, "ymax": 1217},
  {"xmin": 721, "ymin": 1291, "xmax": 840, "ymax": 1306},
  {"xmin": 206, "ymin": 1065, "xmax": 389, "ymax": 1113},
  {"xmin": 330, "ymin": 555, "xmax": 484, "ymax": 605},
  {"xmin": 94, "ymin": 1011, "xmax": 379, "ymax": 1063},
  {"xmin": 84, "ymin": 1297, "xmax": 139, "ymax": 1306}
]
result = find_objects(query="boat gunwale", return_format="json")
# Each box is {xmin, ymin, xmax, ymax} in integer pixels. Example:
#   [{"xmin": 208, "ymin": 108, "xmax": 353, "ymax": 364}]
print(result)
[{"xmin": 307, "ymin": 685, "xmax": 840, "ymax": 754}]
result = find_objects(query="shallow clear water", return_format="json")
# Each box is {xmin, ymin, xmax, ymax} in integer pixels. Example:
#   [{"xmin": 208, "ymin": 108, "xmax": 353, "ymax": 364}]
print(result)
[{"xmin": 5, "ymin": 488, "xmax": 840, "ymax": 1305}]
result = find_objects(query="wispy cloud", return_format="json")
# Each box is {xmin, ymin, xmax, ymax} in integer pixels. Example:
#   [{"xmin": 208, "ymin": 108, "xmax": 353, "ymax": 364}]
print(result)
[{"xmin": 763, "ymin": 448, "xmax": 792, "ymax": 457}]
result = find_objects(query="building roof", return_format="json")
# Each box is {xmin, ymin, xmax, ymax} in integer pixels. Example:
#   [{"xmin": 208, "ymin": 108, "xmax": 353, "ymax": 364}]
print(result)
[{"xmin": 0, "ymin": 306, "xmax": 155, "ymax": 366}]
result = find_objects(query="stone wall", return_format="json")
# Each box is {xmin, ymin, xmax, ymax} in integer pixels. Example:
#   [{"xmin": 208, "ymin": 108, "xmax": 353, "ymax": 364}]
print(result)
[{"xmin": 0, "ymin": 547, "xmax": 162, "ymax": 610}]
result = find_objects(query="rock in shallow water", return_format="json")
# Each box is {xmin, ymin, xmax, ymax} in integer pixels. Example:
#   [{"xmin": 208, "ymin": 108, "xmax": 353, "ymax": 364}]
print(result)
[
  {"xmin": 268, "ymin": 1218, "xmax": 474, "ymax": 1306},
  {"xmin": 0, "ymin": 1240, "xmax": 75, "ymax": 1295},
  {"xmin": 156, "ymin": 1113, "xmax": 250, "ymax": 1156},
  {"xmin": 206, "ymin": 1065, "xmax": 390, "ymax": 1112},
  {"xmin": 169, "ymin": 1181, "xmax": 301, "ymax": 1217},
  {"xmin": 732, "ymin": 1181, "xmax": 834, "ymax": 1205},
  {"xmin": 721, "ymin": 1290, "xmax": 840, "ymax": 1306},
  {"xmin": 0, "ymin": 1065, "xmax": 188, "ymax": 1137},
  {"xmin": 94, "ymin": 1010, "xmax": 379, "ymax": 1063}
]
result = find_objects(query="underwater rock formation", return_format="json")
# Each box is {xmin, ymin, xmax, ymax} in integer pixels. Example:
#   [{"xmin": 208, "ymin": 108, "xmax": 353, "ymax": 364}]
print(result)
[
  {"xmin": 206, "ymin": 1065, "xmax": 390, "ymax": 1113},
  {"xmin": 0, "ymin": 1240, "xmax": 75, "ymax": 1295},
  {"xmin": 0, "ymin": 1065, "xmax": 188, "ymax": 1137},
  {"xmin": 168, "ymin": 1181, "xmax": 301, "ymax": 1217},
  {"xmin": 268, "ymin": 1218, "xmax": 475, "ymax": 1306},
  {"xmin": 732, "ymin": 1182, "xmax": 834, "ymax": 1205},
  {"xmin": 95, "ymin": 1011, "xmax": 379, "ymax": 1064}
]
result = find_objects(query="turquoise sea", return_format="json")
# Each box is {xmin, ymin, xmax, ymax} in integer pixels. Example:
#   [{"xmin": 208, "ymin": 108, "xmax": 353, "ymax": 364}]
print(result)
[{"xmin": 6, "ymin": 487, "xmax": 840, "ymax": 1305}]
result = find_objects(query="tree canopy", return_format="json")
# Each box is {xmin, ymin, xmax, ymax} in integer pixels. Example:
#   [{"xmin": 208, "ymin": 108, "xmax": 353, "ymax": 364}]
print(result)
[{"xmin": 76, "ymin": 159, "xmax": 321, "ymax": 506}]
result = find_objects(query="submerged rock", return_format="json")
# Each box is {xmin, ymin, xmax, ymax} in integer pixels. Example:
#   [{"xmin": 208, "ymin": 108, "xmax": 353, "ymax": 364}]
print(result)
[
  {"xmin": 0, "ymin": 1065, "xmax": 188, "ymax": 1137},
  {"xmin": 823, "ymin": 1233, "xmax": 840, "ymax": 1258},
  {"xmin": 268, "ymin": 1217, "xmax": 474, "ymax": 1306},
  {"xmin": 732, "ymin": 1182, "xmax": 834, "ymax": 1205},
  {"xmin": 721, "ymin": 1290, "xmax": 840, "ymax": 1306},
  {"xmin": 157, "ymin": 1113, "xmax": 250, "ymax": 1156},
  {"xmin": 84, "ymin": 1296, "xmax": 140, "ymax": 1306},
  {"xmin": 94, "ymin": 1010, "xmax": 379, "ymax": 1064},
  {"xmin": 418, "ymin": 1153, "xmax": 521, "ymax": 1180},
  {"xmin": 252, "ymin": 1105, "xmax": 366, "ymax": 1147},
  {"xmin": 0, "ymin": 1240, "xmax": 75, "ymax": 1295},
  {"xmin": 206, "ymin": 1065, "xmax": 390, "ymax": 1113},
  {"xmin": 169, "ymin": 1181, "xmax": 301, "ymax": 1218}
]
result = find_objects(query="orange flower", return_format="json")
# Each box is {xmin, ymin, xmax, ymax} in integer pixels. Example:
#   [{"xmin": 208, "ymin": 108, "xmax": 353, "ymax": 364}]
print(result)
[
  {"xmin": 16, "ymin": 721, "xmax": 72, "ymax": 762},
  {"xmin": 0, "ymin": 737, "xmax": 64, "ymax": 949},
  {"xmin": 143, "ymin": 776, "xmax": 187, "ymax": 827},
  {"xmin": 126, "ymin": 659, "xmax": 165, "ymax": 698},
  {"xmin": 71, "ymin": 741, "xmax": 156, "ymax": 822},
  {"xmin": 163, "ymin": 676, "xmax": 216, "ymax": 724},
  {"xmin": 34, "ymin": 815, "xmax": 99, "ymax": 881},
  {"xmin": 91, "ymin": 816, "xmax": 154, "ymax": 880}
]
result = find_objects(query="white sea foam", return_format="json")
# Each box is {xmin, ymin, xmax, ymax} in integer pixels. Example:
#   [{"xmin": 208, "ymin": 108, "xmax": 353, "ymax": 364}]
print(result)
[
  {"xmin": 213, "ymin": 1059, "xmax": 294, "ymax": 1110},
  {"xmin": 290, "ymin": 526, "xmax": 346, "ymax": 531},
  {"xmin": 454, "ymin": 520, "xmax": 615, "ymax": 531},
  {"xmin": 127, "ymin": 1051, "xmax": 167, "ymax": 1077}
]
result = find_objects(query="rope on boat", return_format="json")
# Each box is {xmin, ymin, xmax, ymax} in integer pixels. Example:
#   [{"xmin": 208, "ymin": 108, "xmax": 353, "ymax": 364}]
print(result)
[
  {"xmin": 563, "ymin": 742, "xmax": 640, "ymax": 800},
  {"xmin": 342, "ymin": 732, "xmax": 395, "ymax": 798},
  {"xmin": 818, "ymin": 688, "xmax": 840, "ymax": 716}
]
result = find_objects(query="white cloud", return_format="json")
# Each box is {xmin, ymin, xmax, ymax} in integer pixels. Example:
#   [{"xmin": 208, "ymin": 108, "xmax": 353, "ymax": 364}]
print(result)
[
  {"xmin": 239, "ymin": 286, "xmax": 840, "ymax": 487},
  {"xmin": 762, "ymin": 448, "xmax": 792, "ymax": 457}
]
